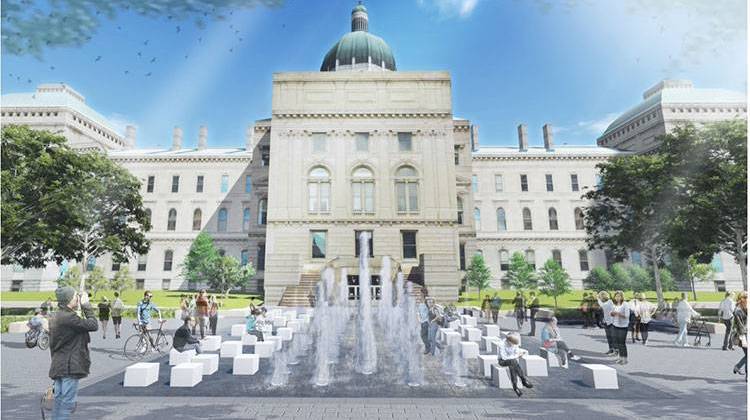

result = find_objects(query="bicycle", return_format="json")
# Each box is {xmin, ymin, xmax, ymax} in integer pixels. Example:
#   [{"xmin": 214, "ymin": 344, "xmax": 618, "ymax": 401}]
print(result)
[
  {"xmin": 25, "ymin": 328, "xmax": 49, "ymax": 350},
  {"xmin": 123, "ymin": 319, "xmax": 170, "ymax": 361}
]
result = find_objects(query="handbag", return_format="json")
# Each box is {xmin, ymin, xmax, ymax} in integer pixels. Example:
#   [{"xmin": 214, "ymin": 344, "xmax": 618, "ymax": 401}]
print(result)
[{"xmin": 40, "ymin": 382, "xmax": 54, "ymax": 419}]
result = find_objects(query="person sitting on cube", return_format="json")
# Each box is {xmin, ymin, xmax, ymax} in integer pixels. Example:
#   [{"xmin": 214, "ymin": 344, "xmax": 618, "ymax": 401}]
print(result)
[
  {"xmin": 245, "ymin": 308, "xmax": 264, "ymax": 342},
  {"xmin": 28, "ymin": 309, "xmax": 45, "ymax": 332},
  {"xmin": 173, "ymin": 315, "xmax": 201, "ymax": 354}
]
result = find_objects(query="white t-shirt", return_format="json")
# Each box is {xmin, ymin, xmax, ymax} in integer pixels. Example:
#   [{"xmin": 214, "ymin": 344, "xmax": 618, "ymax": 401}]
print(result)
[
  {"xmin": 598, "ymin": 298, "xmax": 615, "ymax": 325},
  {"xmin": 719, "ymin": 298, "xmax": 736, "ymax": 320},
  {"xmin": 611, "ymin": 302, "xmax": 631, "ymax": 328},
  {"xmin": 638, "ymin": 300, "xmax": 655, "ymax": 323}
]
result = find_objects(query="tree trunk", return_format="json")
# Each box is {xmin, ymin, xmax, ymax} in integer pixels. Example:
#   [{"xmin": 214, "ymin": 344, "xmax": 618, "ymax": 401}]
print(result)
[
  {"xmin": 690, "ymin": 275, "xmax": 697, "ymax": 301},
  {"xmin": 649, "ymin": 245, "xmax": 665, "ymax": 308},
  {"xmin": 736, "ymin": 228, "xmax": 747, "ymax": 290},
  {"xmin": 554, "ymin": 296, "xmax": 558, "ymax": 308}
]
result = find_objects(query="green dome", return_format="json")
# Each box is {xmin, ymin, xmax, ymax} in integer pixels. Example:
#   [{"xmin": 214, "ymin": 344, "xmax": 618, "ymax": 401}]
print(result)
[
  {"xmin": 352, "ymin": 4, "xmax": 367, "ymax": 13},
  {"xmin": 320, "ymin": 31, "xmax": 396, "ymax": 71}
]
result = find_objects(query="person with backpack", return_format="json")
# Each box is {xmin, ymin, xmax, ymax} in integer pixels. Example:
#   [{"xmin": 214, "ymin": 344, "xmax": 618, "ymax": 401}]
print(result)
[
  {"xmin": 732, "ymin": 291, "xmax": 747, "ymax": 380},
  {"xmin": 111, "ymin": 291, "xmax": 124, "ymax": 339},
  {"xmin": 136, "ymin": 291, "xmax": 161, "ymax": 346},
  {"xmin": 97, "ymin": 296, "xmax": 111, "ymax": 340}
]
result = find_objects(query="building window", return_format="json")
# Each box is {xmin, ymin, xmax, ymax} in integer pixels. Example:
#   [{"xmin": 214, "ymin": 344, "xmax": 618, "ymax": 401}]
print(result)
[
  {"xmin": 243, "ymin": 208, "xmax": 251, "ymax": 232},
  {"xmin": 548, "ymin": 207, "xmax": 558, "ymax": 230},
  {"xmin": 147, "ymin": 176, "xmax": 155, "ymax": 193},
  {"xmin": 11, "ymin": 280, "xmax": 23, "ymax": 291},
  {"xmin": 574, "ymin": 208, "xmax": 585, "ymax": 230},
  {"xmin": 494, "ymin": 174, "xmax": 503, "ymax": 192},
  {"xmin": 196, "ymin": 175, "xmax": 204, "ymax": 193},
  {"xmin": 570, "ymin": 174, "xmax": 579, "ymax": 192},
  {"xmin": 241, "ymin": 249, "xmax": 249, "ymax": 266},
  {"xmin": 457, "ymin": 197, "xmax": 464, "ymax": 224},
  {"xmin": 474, "ymin": 208, "xmax": 481, "ymax": 231},
  {"xmin": 137, "ymin": 254, "xmax": 147, "ymax": 271},
  {"xmin": 355, "ymin": 132, "xmax": 369, "ymax": 152},
  {"xmin": 261, "ymin": 148, "xmax": 270, "ymax": 166},
  {"xmin": 217, "ymin": 208, "xmax": 228, "ymax": 232},
  {"xmin": 471, "ymin": 175, "xmax": 478, "ymax": 193},
  {"xmin": 312, "ymin": 133, "xmax": 327, "ymax": 153},
  {"xmin": 257, "ymin": 244, "xmax": 266, "ymax": 270},
  {"xmin": 258, "ymin": 199, "xmax": 267, "ymax": 225},
  {"xmin": 595, "ymin": 174, "xmax": 603, "ymax": 189},
  {"xmin": 163, "ymin": 250, "xmax": 173, "ymax": 271},
  {"xmin": 525, "ymin": 249, "xmax": 536, "ymax": 270},
  {"xmin": 308, "ymin": 167, "xmax": 331, "ymax": 213},
  {"xmin": 162, "ymin": 279, "xmax": 171, "ymax": 290},
  {"xmin": 398, "ymin": 132, "xmax": 412, "ymax": 151},
  {"xmin": 167, "ymin": 208, "xmax": 177, "ymax": 231},
  {"xmin": 522, "ymin": 207, "xmax": 533, "ymax": 230},
  {"xmin": 401, "ymin": 230, "xmax": 417, "ymax": 259},
  {"xmin": 545, "ymin": 174, "xmax": 554, "ymax": 192},
  {"xmin": 715, "ymin": 280, "xmax": 727, "ymax": 292},
  {"xmin": 192, "ymin": 209, "xmax": 202, "ymax": 231},
  {"xmin": 520, "ymin": 174, "xmax": 528, "ymax": 192},
  {"xmin": 220, "ymin": 174, "xmax": 229, "ymax": 193},
  {"xmin": 459, "ymin": 243, "xmax": 466, "ymax": 270},
  {"xmin": 86, "ymin": 256, "xmax": 96, "ymax": 272},
  {"xmin": 499, "ymin": 249, "xmax": 510, "ymax": 271},
  {"xmin": 351, "ymin": 167, "xmax": 374, "ymax": 214},
  {"xmin": 311, "ymin": 230, "xmax": 327, "ymax": 259},
  {"xmin": 579, "ymin": 250, "xmax": 590, "ymax": 271},
  {"xmin": 171, "ymin": 175, "xmax": 180, "ymax": 193},
  {"xmin": 711, "ymin": 254, "xmax": 724, "ymax": 272},
  {"xmin": 354, "ymin": 230, "xmax": 374, "ymax": 258},
  {"xmin": 136, "ymin": 279, "xmax": 145, "ymax": 290},
  {"xmin": 245, "ymin": 175, "xmax": 252, "ymax": 193},
  {"xmin": 552, "ymin": 249, "xmax": 562, "ymax": 267},
  {"xmin": 454, "ymin": 145, "xmax": 460, "ymax": 165},
  {"xmin": 145, "ymin": 209, "xmax": 152, "ymax": 226},
  {"xmin": 111, "ymin": 260, "xmax": 121, "ymax": 272},
  {"xmin": 395, "ymin": 166, "xmax": 419, "ymax": 213},
  {"xmin": 496, "ymin": 208, "xmax": 507, "ymax": 231}
]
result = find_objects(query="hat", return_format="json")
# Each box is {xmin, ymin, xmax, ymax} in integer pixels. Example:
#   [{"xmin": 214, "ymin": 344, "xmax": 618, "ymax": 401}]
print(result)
[
  {"xmin": 55, "ymin": 286, "xmax": 76, "ymax": 307},
  {"xmin": 506, "ymin": 333, "xmax": 520, "ymax": 345}
]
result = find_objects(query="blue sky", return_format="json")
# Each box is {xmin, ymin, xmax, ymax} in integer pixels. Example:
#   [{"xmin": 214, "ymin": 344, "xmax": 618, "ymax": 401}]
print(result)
[{"xmin": 1, "ymin": 0, "xmax": 746, "ymax": 148}]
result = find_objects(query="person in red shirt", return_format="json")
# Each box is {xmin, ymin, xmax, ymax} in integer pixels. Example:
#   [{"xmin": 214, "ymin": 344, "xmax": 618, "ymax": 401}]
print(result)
[{"xmin": 195, "ymin": 290, "xmax": 209, "ymax": 339}]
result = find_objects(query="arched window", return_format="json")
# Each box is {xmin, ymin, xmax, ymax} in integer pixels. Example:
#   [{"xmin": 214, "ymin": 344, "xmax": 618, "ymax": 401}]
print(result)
[
  {"xmin": 192, "ymin": 209, "xmax": 202, "ymax": 231},
  {"xmin": 548, "ymin": 207, "xmax": 558, "ymax": 230},
  {"xmin": 499, "ymin": 249, "xmax": 510, "ymax": 271},
  {"xmin": 474, "ymin": 208, "xmax": 481, "ymax": 230},
  {"xmin": 456, "ymin": 196, "xmax": 464, "ymax": 224},
  {"xmin": 352, "ymin": 166, "xmax": 374, "ymax": 214},
  {"xmin": 496, "ymin": 207, "xmax": 507, "ymax": 231},
  {"xmin": 552, "ymin": 249, "xmax": 562, "ymax": 267},
  {"xmin": 574, "ymin": 208, "xmax": 585, "ymax": 230},
  {"xmin": 395, "ymin": 166, "xmax": 419, "ymax": 213},
  {"xmin": 525, "ymin": 249, "xmax": 536, "ymax": 270},
  {"xmin": 579, "ymin": 250, "xmax": 590, "ymax": 271},
  {"xmin": 308, "ymin": 167, "xmax": 331, "ymax": 213},
  {"xmin": 258, "ymin": 199, "xmax": 267, "ymax": 225},
  {"xmin": 217, "ymin": 208, "xmax": 228, "ymax": 232},
  {"xmin": 242, "ymin": 208, "xmax": 251, "ymax": 232},
  {"xmin": 167, "ymin": 208, "xmax": 177, "ymax": 231},
  {"xmin": 163, "ymin": 250, "xmax": 173, "ymax": 271},
  {"xmin": 522, "ymin": 207, "xmax": 533, "ymax": 230}
]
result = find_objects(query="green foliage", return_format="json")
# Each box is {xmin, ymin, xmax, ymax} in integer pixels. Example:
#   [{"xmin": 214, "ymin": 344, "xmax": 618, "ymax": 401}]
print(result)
[
  {"xmin": 627, "ymin": 265, "xmax": 651, "ymax": 292},
  {"xmin": 504, "ymin": 251, "xmax": 537, "ymax": 290},
  {"xmin": 466, "ymin": 254, "xmax": 492, "ymax": 300},
  {"xmin": 181, "ymin": 232, "xmax": 220, "ymax": 285},
  {"xmin": 85, "ymin": 267, "xmax": 108, "ymax": 297},
  {"xmin": 210, "ymin": 255, "xmax": 256, "ymax": 297},
  {"xmin": 110, "ymin": 267, "xmax": 135, "ymax": 292},
  {"xmin": 610, "ymin": 263, "xmax": 632, "ymax": 291},
  {"xmin": 657, "ymin": 268, "xmax": 676, "ymax": 292},
  {"xmin": 58, "ymin": 266, "xmax": 81, "ymax": 289},
  {"xmin": 585, "ymin": 267, "xmax": 614, "ymax": 291},
  {"xmin": 538, "ymin": 259, "xmax": 572, "ymax": 308}
]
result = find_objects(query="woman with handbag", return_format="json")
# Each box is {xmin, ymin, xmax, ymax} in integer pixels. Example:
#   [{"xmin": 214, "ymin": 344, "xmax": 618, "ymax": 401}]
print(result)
[
  {"xmin": 732, "ymin": 291, "xmax": 747, "ymax": 380},
  {"xmin": 540, "ymin": 317, "xmax": 581, "ymax": 368}
]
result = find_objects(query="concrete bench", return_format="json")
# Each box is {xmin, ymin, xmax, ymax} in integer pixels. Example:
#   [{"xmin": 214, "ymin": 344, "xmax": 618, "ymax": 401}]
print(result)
[
  {"xmin": 272, "ymin": 317, "xmax": 287, "ymax": 328},
  {"xmin": 298, "ymin": 314, "xmax": 311, "ymax": 324},
  {"xmin": 242, "ymin": 334, "xmax": 258, "ymax": 345},
  {"xmin": 200, "ymin": 335, "xmax": 222, "ymax": 352},
  {"xmin": 231, "ymin": 324, "xmax": 246, "ymax": 337},
  {"xmin": 521, "ymin": 354, "xmax": 548, "ymax": 377},
  {"xmin": 220, "ymin": 341, "xmax": 243, "ymax": 358},
  {"xmin": 254, "ymin": 341, "xmax": 275, "ymax": 358},
  {"xmin": 478, "ymin": 354, "xmax": 496, "ymax": 378},
  {"xmin": 7, "ymin": 321, "xmax": 29, "ymax": 334},
  {"xmin": 460, "ymin": 341, "xmax": 480, "ymax": 359},
  {"xmin": 191, "ymin": 353, "xmax": 219, "ymax": 375},
  {"xmin": 233, "ymin": 354, "xmax": 260, "ymax": 375},
  {"xmin": 482, "ymin": 336, "xmax": 502, "ymax": 352},
  {"xmin": 169, "ymin": 348, "xmax": 197, "ymax": 366},
  {"xmin": 460, "ymin": 315, "xmax": 477, "ymax": 327},
  {"xmin": 448, "ymin": 319, "xmax": 460, "ymax": 330},
  {"xmin": 443, "ymin": 331, "xmax": 462, "ymax": 346},
  {"xmin": 483, "ymin": 325, "xmax": 500, "ymax": 337},
  {"xmin": 539, "ymin": 347, "xmax": 560, "ymax": 368},
  {"xmin": 489, "ymin": 339, "xmax": 504, "ymax": 355},
  {"xmin": 464, "ymin": 327, "xmax": 481, "ymax": 342},
  {"xmin": 284, "ymin": 311, "xmax": 297, "ymax": 322},
  {"xmin": 266, "ymin": 336, "xmax": 283, "ymax": 351},
  {"xmin": 276, "ymin": 327, "xmax": 293, "ymax": 341},
  {"xmin": 581, "ymin": 364, "xmax": 618, "ymax": 389},
  {"xmin": 170, "ymin": 363, "xmax": 203, "ymax": 387},
  {"xmin": 534, "ymin": 308, "xmax": 555, "ymax": 320},
  {"xmin": 124, "ymin": 362, "xmax": 159, "ymax": 387},
  {"xmin": 286, "ymin": 320, "xmax": 301, "ymax": 333},
  {"xmin": 439, "ymin": 328, "xmax": 453, "ymax": 343},
  {"xmin": 490, "ymin": 364, "xmax": 518, "ymax": 389}
]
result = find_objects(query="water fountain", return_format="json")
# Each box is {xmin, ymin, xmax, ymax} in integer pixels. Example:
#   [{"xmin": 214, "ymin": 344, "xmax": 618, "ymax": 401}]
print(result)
[{"xmin": 354, "ymin": 231, "xmax": 377, "ymax": 375}]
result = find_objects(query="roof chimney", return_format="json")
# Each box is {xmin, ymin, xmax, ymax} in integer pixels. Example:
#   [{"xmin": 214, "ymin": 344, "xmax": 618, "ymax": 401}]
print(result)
[
  {"xmin": 245, "ymin": 125, "xmax": 253, "ymax": 151},
  {"xmin": 517, "ymin": 124, "xmax": 528, "ymax": 152},
  {"xmin": 171, "ymin": 126, "xmax": 183, "ymax": 151},
  {"xmin": 471, "ymin": 125, "xmax": 479, "ymax": 151},
  {"xmin": 125, "ymin": 125, "xmax": 136, "ymax": 149},
  {"xmin": 543, "ymin": 123, "xmax": 554, "ymax": 151},
  {"xmin": 197, "ymin": 125, "xmax": 208, "ymax": 150}
]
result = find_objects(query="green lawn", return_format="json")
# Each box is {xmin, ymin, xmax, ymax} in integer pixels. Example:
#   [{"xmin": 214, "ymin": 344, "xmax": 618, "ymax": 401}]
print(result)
[
  {"xmin": 458, "ymin": 289, "xmax": 727, "ymax": 309},
  {"xmin": 1, "ymin": 290, "xmax": 263, "ymax": 309}
]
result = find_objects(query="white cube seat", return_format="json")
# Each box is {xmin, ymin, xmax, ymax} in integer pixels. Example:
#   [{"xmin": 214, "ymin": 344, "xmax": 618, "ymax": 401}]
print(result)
[
  {"xmin": 286, "ymin": 320, "xmax": 301, "ymax": 333},
  {"xmin": 439, "ymin": 328, "xmax": 453, "ymax": 343},
  {"xmin": 170, "ymin": 363, "xmax": 203, "ymax": 387},
  {"xmin": 478, "ymin": 354, "xmax": 496, "ymax": 378},
  {"xmin": 460, "ymin": 341, "xmax": 480, "ymax": 359},
  {"xmin": 464, "ymin": 327, "xmax": 481, "ymax": 342},
  {"xmin": 490, "ymin": 364, "xmax": 518, "ymax": 389},
  {"xmin": 272, "ymin": 317, "xmax": 287, "ymax": 328},
  {"xmin": 242, "ymin": 334, "xmax": 258, "ymax": 345},
  {"xmin": 169, "ymin": 348, "xmax": 196, "ymax": 366},
  {"xmin": 266, "ymin": 336, "xmax": 283, "ymax": 351},
  {"xmin": 534, "ymin": 308, "xmax": 555, "ymax": 320},
  {"xmin": 220, "ymin": 341, "xmax": 243, "ymax": 358},
  {"xmin": 124, "ymin": 363, "xmax": 159, "ymax": 387},
  {"xmin": 443, "ymin": 331, "xmax": 462, "ymax": 346},
  {"xmin": 231, "ymin": 324, "xmax": 246, "ymax": 337},
  {"xmin": 8, "ymin": 321, "xmax": 29, "ymax": 334},
  {"xmin": 482, "ymin": 336, "xmax": 502, "ymax": 352},
  {"xmin": 284, "ymin": 311, "xmax": 297, "ymax": 322},
  {"xmin": 199, "ymin": 335, "xmax": 221, "ymax": 352},
  {"xmin": 298, "ymin": 314, "xmax": 311, "ymax": 323},
  {"xmin": 233, "ymin": 354, "xmax": 260, "ymax": 375},
  {"xmin": 582, "ymin": 364, "xmax": 619, "ymax": 389},
  {"xmin": 276, "ymin": 327, "xmax": 293, "ymax": 341},
  {"xmin": 191, "ymin": 353, "xmax": 219, "ymax": 375},
  {"xmin": 254, "ymin": 341, "xmax": 275, "ymax": 358},
  {"xmin": 539, "ymin": 347, "xmax": 560, "ymax": 368},
  {"xmin": 521, "ymin": 354, "xmax": 548, "ymax": 377},
  {"xmin": 448, "ymin": 320, "xmax": 460, "ymax": 330},
  {"xmin": 460, "ymin": 315, "xmax": 477, "ymax": 327},
  {"xmin": 483, "ymin": 325, "xmax": 500, "ymax": 337}
]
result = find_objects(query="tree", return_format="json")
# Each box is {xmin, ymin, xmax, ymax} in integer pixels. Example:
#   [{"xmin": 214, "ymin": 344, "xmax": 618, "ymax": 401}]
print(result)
[
  {"xmin": 59, "ymin": 266, "xmax": 82, "ymax": 289},
  {"xmin": 85, "ymin": 267, "xmax": 108, "ymax": 298},
  {"xmin": 466, "ymin": 254, "xmax": 492, "ymax": 302},
  {"xmin": 181, "ymin": 232, "xmax": 221, "ymax": 287},
  {"xmin": 504, "ymin": 251, "xmax": 537, "ymax": 290},
  {"xmin": 538, "ymin": 259, "xmax": 572, "ymax": 308},
  {"xmin": 626, "ymin": 265, "xmax": 651, "ymax": 293},
  {"xmin": 210, "ymin": 255, "xmax": 256, "ymax": 298},
  {"xmin": 1, "ymin": 126, "xmax": 151, "ymax": 290},
  {"xmin": 657, "ymin": 268, "xmax": 677, "ymax": 293},
  {"xmin": 585, "ymin": 267, "xmax": 614, "ymax": 291},
  {"xmin": 610, "ymin": 263, "xmax": 632, "ymax": 291},
  {"xmin": 682, "ymin": 256, "xmax": 715, "ymax": 300},
  {"xmin": 110, "ymin": 267, "xmax": 135, "ymax": 293}
]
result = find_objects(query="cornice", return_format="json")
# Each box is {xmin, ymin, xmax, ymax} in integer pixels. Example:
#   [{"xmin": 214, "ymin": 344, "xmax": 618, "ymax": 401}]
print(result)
[
  {"xmin": 475, "ymin": 236, "xmax": 589, "ymax": 243},
  {"xmin": 109, "ymin": 155, "xmax": 252, "ymax": 164},
  {"xmin": 471, "ymin": 154, "xmax": 614, "ymax": 162},
  {"xmin": 272, "ymin": 112, "xmax": 452, "ymax": 119},
  {"xmin": 268, "ymin": 219, "xmax": 458, "ymax": 227}
]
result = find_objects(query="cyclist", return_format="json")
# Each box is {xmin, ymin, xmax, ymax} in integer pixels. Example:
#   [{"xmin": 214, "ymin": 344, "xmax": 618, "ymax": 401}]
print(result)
[{"xmin": 136, "ymin": 291, "xmax": 161, "ymax": 346}]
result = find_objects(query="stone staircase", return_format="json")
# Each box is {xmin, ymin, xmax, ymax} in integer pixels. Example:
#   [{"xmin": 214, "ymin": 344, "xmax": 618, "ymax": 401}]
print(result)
[{"xmin": 279, "ymin": 273, "xmax": 319, "ymax": 307}]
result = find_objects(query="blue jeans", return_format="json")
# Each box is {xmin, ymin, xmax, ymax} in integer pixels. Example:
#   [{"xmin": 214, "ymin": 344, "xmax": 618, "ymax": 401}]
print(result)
[
  {"xmin": 53, "ymin": 377, "xmax": 79, "ymax": 420},
  {"xmin": 675, "ymin": 321, "xmax": 689, "ymax": 345},
  {"xmin": 428, "ymin": 322, "xmax": 440, "ymax": 355}
]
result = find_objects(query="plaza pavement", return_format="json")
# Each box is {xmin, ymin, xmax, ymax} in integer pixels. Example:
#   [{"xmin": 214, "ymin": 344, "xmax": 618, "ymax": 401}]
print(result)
[{"xmin": 1, "ymin": 313, "xmax": 746, "ymax": 419}]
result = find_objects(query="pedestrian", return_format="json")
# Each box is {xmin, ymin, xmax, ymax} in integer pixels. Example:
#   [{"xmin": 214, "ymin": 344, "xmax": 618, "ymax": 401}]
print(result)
[
  {"xmin": 593, "ymin": 294, "xmax": 604, "ymax": 328},
  {"xmin": 136, "ymin": 291, "xmax": 161, "ymax": 346},
  {"xmin": 189, "ymin": 294, "xmax": 197, "ymax": 334},
  {"xmin": 418, "ymin": 294, "xmax": 431, "ymax": 354},
  {"xmin": 731, "ymin": 291, "xmax": 747, "ymax": 380},
  {"xmin": 512, "ymin": 291, "xmax": 526, "ymax": 331},
  {"xmin": 179, "ymin": 294, "xmax": 190, "ymax": 321},
  {"xmin": 541, "ymin": 317, "xmax": 581, "ymax": 368},
  {"xmin": 637, "ymin": 293, "xmax": 656, "ymax": 345},
  {"xmin": 208, "ymin": 295, "xmax": 219, "ymax": 336},
  {"xmin": 173, "ymin": 315, "xmax": 202, "ymax": 354},
  {"xmin": 245, "ymin": 308, "xmax": 264, "ymax": 341},
  {"xmin": 481, "ymin": 295, "xmax": 491, "ymax": 322},
  {"xmin": 40, "ymin": 297, "xmax": 53, "ymax": 317},
  {"xmin": 48, "ymin": 286, "xmax": 98, "ymax": 420},
  {"xmin": 490, "ymin": 293, "xmax": 502, "ymax": 324},
  {"xmin": 497, "ymin": 333, "xmax": 533, "ymax": 397},
  {"xmin": 674, "ymin": 292, "xmax": 699, "ymax": 347},
  {"xmin": 610, "ymin": 290, "xmax": 631, "ymax": 365},
  {"xmin": 580, "ymin": 292, "xmax": 591, "ymax": 329},
  {"xmin": 528, "ymin": 291, "xmax": 540, "ymax": 337},
  {"xmin": 111, "ymin": 291, "xmax": 124, "ymax": 339},
  {"xmin": 195, "ymin": 290, "xmax": 209, "ymax": 339},
  {"xmin": 628, "ymin": 293, "xmax": 641, "ymax": 343},
  {"xmin": 719, "ymin": 291, "xmax": 736, "ymax": 351},
  {"xmin": 597, "ymin": 291, "xmax": 616, "ymax": 356},
  {"xmin": 97, "ymin": 296, "xmax": 111, "ymax": 339},
  {"xmin": 426, "ymin": 298, "xmax": 442, "ymax": 355}
]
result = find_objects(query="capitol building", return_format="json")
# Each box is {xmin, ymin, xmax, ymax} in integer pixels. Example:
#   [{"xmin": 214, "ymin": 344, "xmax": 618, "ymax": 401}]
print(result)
[{"xmin": 1, "ymin": 5, "xmax": 745, "ymax": 302}]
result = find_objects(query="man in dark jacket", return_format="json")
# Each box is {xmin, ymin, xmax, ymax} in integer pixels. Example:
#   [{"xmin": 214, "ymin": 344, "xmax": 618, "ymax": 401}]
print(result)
[
  {"xmin": 173, "ymin": 315, "xmax": 202, "ymax": 353},
  {"xmin": 48, "ymin": 286, "xmax": 98, "ymax": 420}
]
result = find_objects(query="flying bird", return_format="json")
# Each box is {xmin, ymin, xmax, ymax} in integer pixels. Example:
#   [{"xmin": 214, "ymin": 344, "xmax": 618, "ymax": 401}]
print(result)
[
  {"xmin": 229, "ymin": 48, "xmax": 233, "ymax": 53},
  {"xmin": 143, "ymin": 40, "xmax": 149, "ymax": 45},
  {"xmin": 27, "ymin": 79, "xmax": 32, "ymax": 83},
  {"xmin": 49, "ymin": 66, "xmax": 55, "ymax": 70},
  {"xmin": 176, "ymin": 26, "xmax": 181, "ymax": 33},
  {"xmin": 168, "ymin": 15, "xmax": 173, "ymax": 20},
  {"xmin": 94, "ymin": 55, "xmax": 102, "ymax": 62},
  {"xmin": 145, "ymin": 72, "xmax": 152, "ymax": 77},
  {"xmin": 239, "ymin": 37, "xmax": 243, "ymax": 42},
  {"xmin": 184, "ymin": 54, "xmax": 189, "ymax": 59},
  {"xmin": 137, "ymin": 51, "xmax": 142, "ymax": 57},
  {"xmin": 198, "ymin": 37, "xmax": 202, "ymax": 43},
  {"xmin": 124, "ymin": 70, "xmax": 129, "ymax": 74},
  {"xmin": 150, "ymin": 57, "xmax": 156, "ymax": 63}
]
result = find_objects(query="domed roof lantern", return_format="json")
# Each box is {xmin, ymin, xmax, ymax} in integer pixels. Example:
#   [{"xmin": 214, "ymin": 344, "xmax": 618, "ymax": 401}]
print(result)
[{"xmin": 352, "ymin": 1, "xmax": 368, "ymax": 32}]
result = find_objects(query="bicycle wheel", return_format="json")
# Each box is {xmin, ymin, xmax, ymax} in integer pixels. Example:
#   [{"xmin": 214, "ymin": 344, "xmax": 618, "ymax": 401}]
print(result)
[
  {"xmin": 124, "ymin": 334, "xmax": 149, "ymax": 361},
  {"xmin": 155, "ymin": 332, "xmax": 171, "ymax": 353},
  {"xmin": 37, "ymin": 331, "xmax": 50, "ymax": 350}
]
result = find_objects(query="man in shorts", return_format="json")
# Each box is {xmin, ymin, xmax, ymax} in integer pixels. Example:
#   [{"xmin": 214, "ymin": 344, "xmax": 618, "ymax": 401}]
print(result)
[{"xmin": 111, "ymin": 291, "xmax": 124, "ymax": 339}]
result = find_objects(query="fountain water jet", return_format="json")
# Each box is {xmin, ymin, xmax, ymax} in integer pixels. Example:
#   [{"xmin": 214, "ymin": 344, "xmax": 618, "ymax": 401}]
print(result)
[{"xmin": 354, "ymin": 231, "xmax": 377, "ymax": 375}]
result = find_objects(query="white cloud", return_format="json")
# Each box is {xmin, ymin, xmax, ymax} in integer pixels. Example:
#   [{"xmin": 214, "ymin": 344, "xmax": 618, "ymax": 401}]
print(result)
[
  {"xmin": 419, "ymin": 0, "xmax": 480, "ymax": 18},
  {"xmin": 106, "ymin": 113, "xmax": 138, "ymax": 137},
  {"xmin": 576, "ymin": 112, "xmax": 620, "ymax": 134}
]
